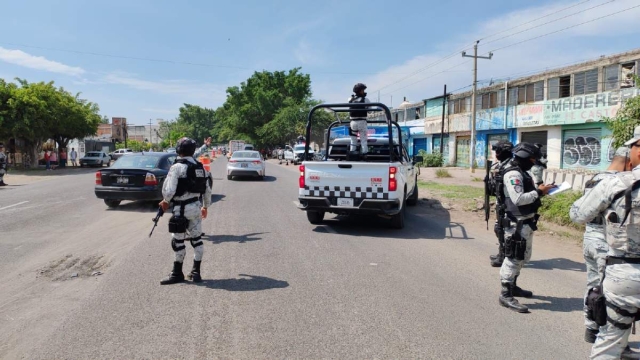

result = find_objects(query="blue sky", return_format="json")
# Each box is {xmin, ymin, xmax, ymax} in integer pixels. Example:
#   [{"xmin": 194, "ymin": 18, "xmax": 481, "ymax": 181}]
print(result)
[{"xmin": 1, "ymin": 0, "xmax": 639, "ymax": 125}]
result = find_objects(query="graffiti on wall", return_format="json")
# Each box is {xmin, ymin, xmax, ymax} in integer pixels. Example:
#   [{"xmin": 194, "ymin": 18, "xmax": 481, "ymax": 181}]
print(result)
[{"xmin": 563, "ymin": 136, "xmax": 602, "ymax": 167}]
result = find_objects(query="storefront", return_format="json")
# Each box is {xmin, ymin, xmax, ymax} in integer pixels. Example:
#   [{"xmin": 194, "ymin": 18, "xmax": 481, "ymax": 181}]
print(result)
[
  {"xmin": 432, "ymin": 134, "xmax": 451, "ymax": 165},
  {"xmin": 560, "ymin": 122, "xmax": 612, "ymax": 171},
  {"xmin": 455, "ymin": 135, "xmax": 471, "ymax": 168}
]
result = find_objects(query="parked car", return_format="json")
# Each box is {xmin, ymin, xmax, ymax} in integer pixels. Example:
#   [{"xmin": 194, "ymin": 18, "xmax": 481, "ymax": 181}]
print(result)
[
  {"xmin": 94, "ymin": 152, "xmax": 177, "ymax": 208},
  {"xmin": 226, "ymin": 150, "xmax": 265, "ymax": 180},
  {"xmin": 109, "ymin": 148, "xmax": 133, "ymax": 161},
  {"xmin": 165, "ymin": 147, "xmax": 176, "ymax": 153},
  {"xmin": 243, "ymin": 144, "xmax": 255, "ymax": 151},
  {"xmin": 80, "ymin": 151, "xmax": 111, "ymax": 167}
]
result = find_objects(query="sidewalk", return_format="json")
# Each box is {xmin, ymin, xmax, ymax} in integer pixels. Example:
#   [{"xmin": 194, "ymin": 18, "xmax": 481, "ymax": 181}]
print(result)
[{"xmin": 417, "ymin": 166, "xmax": 485, "ymax": 188}]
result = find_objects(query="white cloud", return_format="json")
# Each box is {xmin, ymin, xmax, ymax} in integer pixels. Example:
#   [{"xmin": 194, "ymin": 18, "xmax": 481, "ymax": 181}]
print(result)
[
  {"xmin": 312, "ymin": 0, "xmax": 640, "ymax": 106},
  {"xmin": 0, "ymin": 47, "xmax": 85, "ymax": 76},
  {"xmin": 294, "ymin": 40, "xmax": 325, "ymax": 66},
  {"xmin": 102, "ymin": 72, "xmax": 227, "ymax": 103}
]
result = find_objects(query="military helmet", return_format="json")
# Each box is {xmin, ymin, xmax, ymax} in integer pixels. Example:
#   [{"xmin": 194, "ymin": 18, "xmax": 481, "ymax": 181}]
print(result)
[
  {"xmin": 353, "ymin": 83, "xmax": 367, "ymax": 93},
  {"xmin": 491, "ymin": 140, "xmax": 513, "ymax": 153},
  {"xmin": 513, "ymin": 142, "xmax": 541, "ymax": 160},
  {"xmin": 176, "ymin": 137, "xmax": 197, "ymax": 156}
]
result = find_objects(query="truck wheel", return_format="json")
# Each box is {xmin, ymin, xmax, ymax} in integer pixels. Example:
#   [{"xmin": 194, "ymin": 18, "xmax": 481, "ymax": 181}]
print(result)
[
  {"xmin": 104, "ymin": 199, "xmax": 121, "ymax": 208},
  {"xmin": 390, "ymin": 197, "xmax": 406, "ymax": 229},
  {"xmin": 307, "ymin": 211, "xmax": 324, "ymax": 224},
  {"xmin": 407, "ymin": 178, "xmax": 419, "ymax": 206},
  {"xmin": 227, "ymin": 175, "xmax": 232, "ymax": 180}
]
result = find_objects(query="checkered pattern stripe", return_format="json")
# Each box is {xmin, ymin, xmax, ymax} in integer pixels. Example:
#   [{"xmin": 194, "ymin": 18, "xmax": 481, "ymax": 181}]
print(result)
[{"xmin": 302, "ymin": 185, "xmax": 389, "ymax": 200}]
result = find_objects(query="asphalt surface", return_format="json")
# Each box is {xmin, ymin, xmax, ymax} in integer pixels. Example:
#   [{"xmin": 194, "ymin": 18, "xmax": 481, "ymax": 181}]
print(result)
[{"xmin": 0, "ymin": 159, "xmax": 632, "ymax": 359}]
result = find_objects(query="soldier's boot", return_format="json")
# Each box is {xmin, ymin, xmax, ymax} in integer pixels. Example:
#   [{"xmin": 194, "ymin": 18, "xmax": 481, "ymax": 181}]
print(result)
[
  {"xmin": 0, "ymin": 180, "xmax": 6, "ymax": 186},
  {"xmin": 584, "ymin": 328, "xmax": 598, "ymax": 344},
  {"xmin": 490, "ymin": 245, "xmax": 504, "ymax": 266},
  {"xmin": 512, "ymin": 275, "xmax": 533, "ymax": 298},
  {"xmin": 187, "ymin": 260, "xmax": 202, "ymax": 283},
  {"xmin": 160, "ymin": 262, "xmax": 185, "ymax": 285},
  {"xmin": 622, "ymin": 346, "xmax": 640, "ymax": 360},
  {"xmin": 499, "ymin": 282, "xmax": 529, "ymax": 313}
]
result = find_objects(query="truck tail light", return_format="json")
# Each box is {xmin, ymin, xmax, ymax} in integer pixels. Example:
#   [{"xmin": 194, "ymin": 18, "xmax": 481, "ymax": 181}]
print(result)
[
  {"xmin": 144, "ymin": 172, "xmax": 158, "ymax": 186},
  {"xmin": 389, "ymin": 166, "xmax": 397, "ymax": 191},
  {"xmin": 95, "ymin": 171, "xmax": 102, "ymax": 185},
  {"xmin": 229, "ymin": 159, "xmax": 237, "ymax": 163},
  {"xmin": 299, "ymin": 165, "xmax": 305, "ymax": 188}
]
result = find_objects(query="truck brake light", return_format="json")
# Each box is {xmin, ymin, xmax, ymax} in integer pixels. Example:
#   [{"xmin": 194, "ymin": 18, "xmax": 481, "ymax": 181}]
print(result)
[
  {"xmin": 299, "ymin": 165, "xmax": 305, "ymax": 188},
  {"xmin": 389, "ymin": 166, "xmax": 397, "ymax": 191},
  {"xmin": 95, "ymin": 171, "xmax": 102, "ymax": 185}
]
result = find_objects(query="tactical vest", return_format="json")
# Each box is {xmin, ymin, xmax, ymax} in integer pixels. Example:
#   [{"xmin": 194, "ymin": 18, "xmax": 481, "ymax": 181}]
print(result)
[
  {"xmin": 491, "ymin": 159, "xmax": 509, "ymax": 204},
  {"xmin": 583, "ymin": 173, "xmax": 606, "ymax": 225},
  {"xmin": 501, "ymin": 162, "xmax": 541, "ymax": 218},
  {"xmin": 606, "ymin": 178, "xmax": 640, "ymax": 255},
  {"xmin": 349, "ymin": 96, "xmax": 367, "ymax": 118},
  {"xmin": 174, "ymin": 159, "xmax": 207, "ymax": 197}
]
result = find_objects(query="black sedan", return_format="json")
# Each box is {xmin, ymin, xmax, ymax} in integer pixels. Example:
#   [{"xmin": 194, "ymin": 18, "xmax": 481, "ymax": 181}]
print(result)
[{"xmin": 95, "ymin": 152, "xmax": 176, "ymax": 208}]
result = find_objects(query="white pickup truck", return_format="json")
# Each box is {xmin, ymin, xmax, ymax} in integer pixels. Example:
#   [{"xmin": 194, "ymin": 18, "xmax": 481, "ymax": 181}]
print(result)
[
  {"xmin": 292, "ymin": 143, "xmax": 314, "ymax": 165},
  {"xmin": 297, "ymin": 102, "xmax": 421, "ymax": 229}
]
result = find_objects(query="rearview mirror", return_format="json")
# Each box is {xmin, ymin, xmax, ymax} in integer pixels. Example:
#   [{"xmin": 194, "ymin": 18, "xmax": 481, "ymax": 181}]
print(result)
[{"xmin": 413, "ymin": 156, "xmax": 423, "ymax": 164}]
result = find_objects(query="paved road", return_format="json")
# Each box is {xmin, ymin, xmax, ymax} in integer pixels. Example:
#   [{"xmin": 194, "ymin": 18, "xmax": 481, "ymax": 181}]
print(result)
[{"xmin": 0, "ymin": 159, "xmax": 630, "ymax": 359}]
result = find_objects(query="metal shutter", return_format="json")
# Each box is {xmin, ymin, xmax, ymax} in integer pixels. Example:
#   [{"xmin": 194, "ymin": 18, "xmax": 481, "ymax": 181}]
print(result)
[
  {"xmin": 455, "ymin": 136, "xmax": 471, "ymax": 168},
  {"xmin": 562, "ymin": 128, "xmax": 602, "ymax": 169},
  {"xmin": 521, "ymin": 131, "xmax": 548, "ymax": 156},
  {"xmin": 413, "ymin": 138, "xmax": 427, "ymax": 156}
]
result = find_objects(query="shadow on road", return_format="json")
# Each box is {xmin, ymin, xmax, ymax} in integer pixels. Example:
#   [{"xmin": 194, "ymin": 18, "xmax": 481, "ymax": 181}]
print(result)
[
  {"xmin": 313, "ymin": 198, "xmax": 473, "ymax": 240},
  {"xmin": 211, "ymin": 194, "xmax": 226, "ymax": 203},
  {"xmin": 8, "ymin": 167, "xmax": 98, "ymax": 176},
  {"xmin": 525, "ymin": 258, "xmax": 586, "ymax": 272},
  {"xmin": 526, "ymin": 294, "xmax": 583, "ymax": 312},
  {"xmin": 194, "ymin": 274, "xmax": 289, "ymax": 291},
  {"xmin": 203, "ymin": 232, "xmax": 265, "ymax": 244},
  {"xmin": 106, "ymin": 200, "xmax": 157, "ymax": 213},
  {"xmin": 228, "ymin": 175, "xmax": 277, "ymax": 182}
]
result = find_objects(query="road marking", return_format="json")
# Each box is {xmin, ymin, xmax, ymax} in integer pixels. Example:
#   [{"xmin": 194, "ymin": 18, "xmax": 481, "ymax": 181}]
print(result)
[
  {"xmin": 0, "ymin": 201, "xmax": 28, "ymax": 211},
  {"xmin": 293, "ymin": 201, "xmax": 300, "ymax": 207}
]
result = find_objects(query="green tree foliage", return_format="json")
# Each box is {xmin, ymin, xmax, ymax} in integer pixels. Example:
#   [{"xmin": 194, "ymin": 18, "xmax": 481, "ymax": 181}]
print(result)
[
  {"xmin": 176, "ymin": 104, "xmax": 216, "ymax": 143},
  {"xmin": 116, "ymin": 140, "xmax": 147, "ymax": 152},
  {"xmin": 1, "ymin": 78, "xmax": 101, "ymax": 167},
  {"xmin": 605, "ymin": 75, "xmax": 640, "ymax": 148}
]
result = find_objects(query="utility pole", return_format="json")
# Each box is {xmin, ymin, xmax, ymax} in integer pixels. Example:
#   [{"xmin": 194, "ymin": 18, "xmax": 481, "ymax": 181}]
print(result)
[
  {"xmin": 440, "ymin": 84, "xmax": 447, "ymax": 154},
  {"xmin": 149, "ymin": 119, "xmax": 153, "ymax": 148},
  {"xmin": 462, "ymin": 40, "xmax": 493, "ymax": 173}
]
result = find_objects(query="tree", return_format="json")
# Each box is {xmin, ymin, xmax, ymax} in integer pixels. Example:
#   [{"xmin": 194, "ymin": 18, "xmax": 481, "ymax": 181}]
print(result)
[
  {"xmin": 605, "ymin": 75, "xmax": 640, "ymax": 148},
  {"xmin": 50, "ymin": 90, "xmax": 101, "ymax": 153},
  {"xmin": 176, "ymin": 104, "xmax": 216, "ymax": 143},
  {"xmin": 100, "ymin": 115, "xmax": 109, "ymax": 124}
]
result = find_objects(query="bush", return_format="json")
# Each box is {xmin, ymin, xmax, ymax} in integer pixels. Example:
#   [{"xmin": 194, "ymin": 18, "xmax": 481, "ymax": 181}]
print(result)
[
  {"xmin": 418, "ymin": 149, "xmax": 444, "ymax": 167},
  {"xmin": 538, "ymin": 190, "xmax": 584, "ymax": 230},
  {"xmin": 435, "ymin": 169, "xmax": 452, "ymax": 178}
]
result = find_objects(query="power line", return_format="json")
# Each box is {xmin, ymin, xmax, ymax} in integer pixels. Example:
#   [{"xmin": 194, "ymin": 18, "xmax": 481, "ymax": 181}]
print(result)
[
  {"xmin": 478, "ymin": 0, "xmax": 593, "ymax": 42},
  {"xmin": 380, "ymin": 60, "xmax": 473, "ymax": 97},
  {"xmin": 489, "ymin": 3, "xmax": 640, "ymax": 53},
  {"xmin": 481, "ymin": 0, "xmax": 616, "ymax": 46}
]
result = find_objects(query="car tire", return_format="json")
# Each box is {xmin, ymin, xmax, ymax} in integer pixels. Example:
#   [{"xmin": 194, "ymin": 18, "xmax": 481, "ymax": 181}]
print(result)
[
  {"xmin": 227, "ymin": 175, "xmax": 232, "ymax": 180},
  {"xmin": 390, "ymin": 193, "xmax": 406, "ymax": 229},
  {"xmin": 307, "ymin": 211, "xmax": 324, "ymax": 224},
  {"xmin": 407, "ymin": 178, "xmax": 419, "ymax": 206},
  {"xmin": 104, "ymin": 199, "xmax": 121, "ymax": 208}
]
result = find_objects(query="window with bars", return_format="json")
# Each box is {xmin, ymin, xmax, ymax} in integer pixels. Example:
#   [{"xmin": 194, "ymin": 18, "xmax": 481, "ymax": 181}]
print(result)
[
  {"xmin": 574, "ymin": 68, "xmax": 598, "ymax": 95},
  {"xmin": 549, "ymin": 76, "xmax": 571, "ymax": 99},
  {"xmin": 605, "ymin": 64, "xmax": 619, "ymax": 91},
  {"xmin": 508, "ymin": 88, "xmax": 518, "ymax": 106},
  {"xmin": 497, "ymin": 89, "xmax": 505, "ymax": 107},
  {"xmin": 622, "ymin": 62, "xmax": 637, "ymax": 88}
]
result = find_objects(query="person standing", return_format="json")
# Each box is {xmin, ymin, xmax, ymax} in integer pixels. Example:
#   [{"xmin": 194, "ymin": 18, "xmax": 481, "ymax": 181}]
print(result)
[
  {"xmin": 530, "ymin": 143, "xmax": 547, "ymax": 186},
  {"xmin": 498, "ymin": 142, "xmax": 555, "ymax": 313},
  {"xmin": 348, "ymin": 83, "xmax": 371, "ymax": 158},
  {"xmin": 159, "ymin": 137, "xmax": 212, "ymax": 285},
  {"xmin": 44, "ymin": 150, "xmax": 51, "ymax": 171},
  {"xmin": 70, "ymin": 148, "xmax": 77, "ymax": 167},
  {"xmin": 488, "ymin": 140, "xmax": 514, "ymax": 267},
  {"xmin": 570, "ymin": 147, "xmax": 632, "ymax": 344},
  {"xmin": 50, "ymin": 150, "xmax": 57, "ymax": 170},
  {"xmin": 59, "ymin": 149, "xmax": 67, "ymax": 168},
  {"xmin": 0, "ymin": 143, "xmax": 7, "ymax": 186}
]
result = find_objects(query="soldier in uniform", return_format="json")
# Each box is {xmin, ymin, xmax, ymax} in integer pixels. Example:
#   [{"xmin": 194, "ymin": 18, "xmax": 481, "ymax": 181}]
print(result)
[
  {"xmin": 499, "ymin": 142, "xmax": 555, "ymax": 313},
  {"xmin": 488, "ymin": 140, "xmax": 514, "ymax": 267},
  {"xmin": 530, "ymin": 143, "xmax": 547, "ymax": 186},
  {"xmin": 159, "ymin": 137, "xmax": 212, "ymax": 285},
  {"xmin": 348, "ymin": 83, "xmax": 371, "ymax": 158},
  {"xmin": 0, "ymin": 143, "xmax": 6, "ymax": 186},
  {"xmin": 570, "ymin": 147, "xmax": 632, "ymax": 344}
]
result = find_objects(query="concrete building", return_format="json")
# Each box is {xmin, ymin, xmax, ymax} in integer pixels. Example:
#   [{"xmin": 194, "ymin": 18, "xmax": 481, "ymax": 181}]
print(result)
[{"xmin": 420, "ymin": 48, "xmax": 640, "ymax": 174}]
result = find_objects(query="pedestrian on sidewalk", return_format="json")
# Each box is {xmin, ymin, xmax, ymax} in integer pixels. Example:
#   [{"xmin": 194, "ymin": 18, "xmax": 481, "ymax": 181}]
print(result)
[
  {"xmin": 50, "ymin": 150, "xmax": 58, "ymax": 170},
  {"xmin": 70, "ymin": 148, "xmax": 77, "ymax": 167},
  {"xmin": 59, "ymin": 149, "xmax": 67, "ymax": 168},
  {"xmin": 44, "ymin": 150, "xmax": 51, "ymax": 171},
  {"xmin": 569, "ymin": 147, "xmax": 632, "ymax": 345},
  {"xmin": 0, "ymin": 143, "xmax": 7, "ymax": 186}
]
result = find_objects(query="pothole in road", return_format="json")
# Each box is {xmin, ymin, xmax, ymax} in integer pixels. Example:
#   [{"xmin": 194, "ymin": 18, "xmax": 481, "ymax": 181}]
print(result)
[{"xmin": 37, "ymin": 254, "xmax": 110, "ymax": 281}]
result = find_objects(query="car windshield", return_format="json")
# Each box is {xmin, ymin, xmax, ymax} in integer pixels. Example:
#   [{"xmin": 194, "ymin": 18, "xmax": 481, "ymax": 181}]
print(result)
[
  {"xmin": 232, "ymin": 151, "xmax": 260, "ymax": 159},
  {"xmin": 111, "ymin": 155, "xmax": 161, "ymax": 169},
  {"xmin": 86, "ymin": 152, "xmax": 102, "ymax": 157},
  {"xmin": 294, "ymin": 145, "xmax": 305, "ymax": 151}
]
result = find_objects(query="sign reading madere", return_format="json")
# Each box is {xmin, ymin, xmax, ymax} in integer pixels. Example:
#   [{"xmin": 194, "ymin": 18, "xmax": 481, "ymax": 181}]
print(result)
[{"xmin": 544, "ymin": 88, "xmax": 639, "ymax": 125}]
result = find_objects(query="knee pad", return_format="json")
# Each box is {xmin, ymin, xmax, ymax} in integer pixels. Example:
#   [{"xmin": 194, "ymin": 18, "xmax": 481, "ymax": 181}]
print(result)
[
  {"xmin": 190, "ymin": 238, "xmax": 203, "ymax": 248},
  {"xmin": 171, "ymin": 238, "xmax": 186, "ymax": 252}
]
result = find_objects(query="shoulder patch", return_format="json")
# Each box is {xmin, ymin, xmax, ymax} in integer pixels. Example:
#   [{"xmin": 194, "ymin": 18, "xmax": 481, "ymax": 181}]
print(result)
[{"xmin": 510, "ymin": 179, "xmax": 521, "ymax": 185}]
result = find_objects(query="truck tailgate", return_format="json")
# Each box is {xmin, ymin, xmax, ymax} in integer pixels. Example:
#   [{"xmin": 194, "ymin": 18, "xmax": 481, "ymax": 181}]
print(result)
[{"xmin": 301, "ymin": 161, "xmax": 390, "ymax": 197}]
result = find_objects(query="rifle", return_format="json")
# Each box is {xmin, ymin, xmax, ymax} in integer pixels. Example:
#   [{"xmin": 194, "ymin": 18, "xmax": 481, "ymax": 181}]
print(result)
[
  {"xmin": 149, "ymin": 206, "xmax": 165, "ymax": 237},
  {"xmin": 484, "ymin": 159, "xmax": 493, "ymax": 230}
]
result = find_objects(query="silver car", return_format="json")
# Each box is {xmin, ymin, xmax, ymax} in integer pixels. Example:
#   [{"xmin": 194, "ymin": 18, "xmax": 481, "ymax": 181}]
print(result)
[
  {"xmin": 80, "ymin": 151, "xmax": 111, "ymax": 167},
  {"xmin": 226, "ymin": 151, "xmax": 265, "ymax": 180}
]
